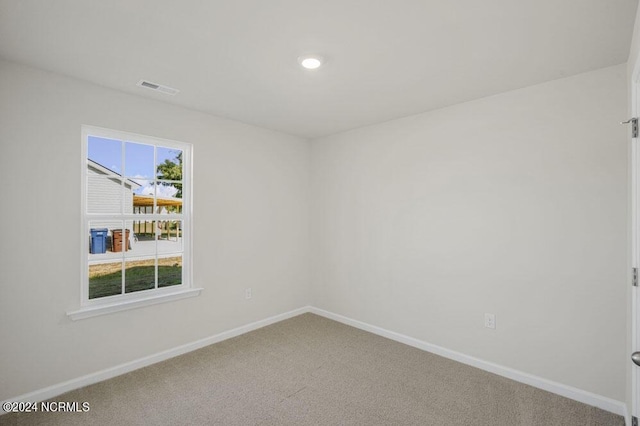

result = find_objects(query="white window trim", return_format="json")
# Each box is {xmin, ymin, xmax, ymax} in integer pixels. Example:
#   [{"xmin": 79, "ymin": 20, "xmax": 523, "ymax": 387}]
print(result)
[{"xmin": 68, "ymin": 125, "xmax": 200, "ymax": 320}]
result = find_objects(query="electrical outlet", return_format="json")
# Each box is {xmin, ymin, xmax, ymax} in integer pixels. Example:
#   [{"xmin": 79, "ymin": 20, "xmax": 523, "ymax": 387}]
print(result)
[
  {"xmin": 484, "ymin": 313, "xmax": 496, "ymax": 329},
  {"xmin": 245, "ymin": 288, "xmax": 252, "ymax": 300}
]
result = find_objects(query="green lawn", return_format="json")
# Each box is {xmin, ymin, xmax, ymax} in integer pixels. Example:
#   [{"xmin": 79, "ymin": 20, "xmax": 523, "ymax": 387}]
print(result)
[{"xmin": 89, "ymin": 264, "xmax": 181, "ymax": 299}]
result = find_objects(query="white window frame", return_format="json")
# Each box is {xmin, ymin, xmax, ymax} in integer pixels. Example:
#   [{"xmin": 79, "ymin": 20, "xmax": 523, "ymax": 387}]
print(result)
[{"xmin": 68, "ymin": 125, "xmax": 200, "ymax": 320}]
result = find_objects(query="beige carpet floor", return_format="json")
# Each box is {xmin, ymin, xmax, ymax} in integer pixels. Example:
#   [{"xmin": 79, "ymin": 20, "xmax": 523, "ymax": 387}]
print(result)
[{"xmin": 0, "ymin": 313, "xmax": 624, "ymax": 425}]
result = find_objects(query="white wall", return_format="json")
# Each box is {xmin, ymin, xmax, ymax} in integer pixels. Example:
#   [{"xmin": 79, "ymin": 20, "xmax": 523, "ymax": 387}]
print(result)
[
  {"xmin": 0, "ymin": 56, "xmax": 629, "ymax": 406},
  {"xmin": 310, "ymin": 65, "xmax": 628, "ymax": 401},
  {"xmin": 0, "ymin": 59, "xmax": 311, "ymax": 401}
]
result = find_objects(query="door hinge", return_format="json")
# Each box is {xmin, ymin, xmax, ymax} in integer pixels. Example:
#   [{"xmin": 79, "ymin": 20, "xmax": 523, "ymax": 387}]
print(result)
[
  {"xmin": 621, "ymin": 118, "xmax": 638, "ymax": 138},
  {"xmin": 634, "ymin": 268, "xmax": 638, "ymax": 287},
  {"xmin": 633, "ymin": 415, "xmax": 638, "ymax": 426}
]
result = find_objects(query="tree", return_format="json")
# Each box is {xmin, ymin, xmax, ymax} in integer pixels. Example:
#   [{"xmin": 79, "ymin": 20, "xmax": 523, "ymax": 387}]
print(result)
[{"xmin": 156, "ymin": 152, "xmax": 182, "ymax": 198}]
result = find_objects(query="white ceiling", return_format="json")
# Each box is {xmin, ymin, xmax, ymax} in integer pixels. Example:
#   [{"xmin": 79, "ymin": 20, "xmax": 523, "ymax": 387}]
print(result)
[{"xmin": 0, "ymin": 0, "xmax": 637, "ymax": 139}]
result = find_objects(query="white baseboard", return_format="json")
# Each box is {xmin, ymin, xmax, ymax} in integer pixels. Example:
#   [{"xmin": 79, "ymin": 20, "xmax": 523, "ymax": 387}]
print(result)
[
  {"xmin": 1, "ymin": 306, "xmax": 311, "ymax": 412},
  {"xmin": 2, "ymin": 305, "xmax": 628, "ymax": 418},
  {"xmin": 309, "ymin": 307, "xmax": 626, "ymax": 417},
  {"xmin": 623, "ymin": 404, "xmax": 630, "ymax": 426}
]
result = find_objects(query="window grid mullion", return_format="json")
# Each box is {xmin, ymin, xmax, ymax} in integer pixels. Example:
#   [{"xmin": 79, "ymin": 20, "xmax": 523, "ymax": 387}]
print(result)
[
  {"xmin": 154, "ymin": 146, "xmax": 158, "ymax": 289},
  {"xmin": 120, "ymin": 141, "xmax": 125, "ymax": 296}
]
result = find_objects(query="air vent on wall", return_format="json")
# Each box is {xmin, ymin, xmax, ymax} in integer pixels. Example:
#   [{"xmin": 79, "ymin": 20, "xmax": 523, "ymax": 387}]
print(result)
[{"xmin": 136, "ymin": 80, "xmax": 179, "ymax": 95}]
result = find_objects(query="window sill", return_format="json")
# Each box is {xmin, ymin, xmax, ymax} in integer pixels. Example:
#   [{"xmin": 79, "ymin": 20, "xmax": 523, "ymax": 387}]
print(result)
[{"xmin": 67, "ymin": 288, "xmax": 203, "ymax": 320}]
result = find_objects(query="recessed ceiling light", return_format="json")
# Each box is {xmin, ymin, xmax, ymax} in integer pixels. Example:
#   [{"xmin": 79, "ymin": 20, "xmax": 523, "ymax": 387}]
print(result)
[{"xmin": 298, "ymin": 56, "xmax": 323, "ymax": 70}]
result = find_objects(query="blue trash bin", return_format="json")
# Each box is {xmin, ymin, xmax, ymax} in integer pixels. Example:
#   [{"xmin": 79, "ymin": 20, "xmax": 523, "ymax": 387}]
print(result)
[{"xmin": 90, "ymin": 228, "xmax": 108, "ymax": 254}]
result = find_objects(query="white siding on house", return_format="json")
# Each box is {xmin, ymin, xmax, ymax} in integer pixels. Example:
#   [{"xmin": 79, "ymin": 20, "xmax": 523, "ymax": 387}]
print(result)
[{"xmin": 87, "ymin": 163, "xmax": 136, "ymax": 240}]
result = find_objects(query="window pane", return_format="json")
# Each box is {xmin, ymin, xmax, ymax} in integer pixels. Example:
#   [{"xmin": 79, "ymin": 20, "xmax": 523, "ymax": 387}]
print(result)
[
  {"xmin": 158, "ymin": 255, "xmax": 182, "ymax": 288},
  {"xmin": 123, "ymin": 221, "xmax": 140, "ymax": 258},
  {"xmin": 132, "ymin": 219, "xmax": 157, "ymax": 239},
  {"xmin": 88, "ymin": 220, "xmax": 123, "ymax": 255},
  {"xmin": 158, "ymin": 220, "xmax": 182, "ymax": 254},
  {"xmin": 125, "ymin": 258, "xmax": 156, "ymax": 293},
  {"xmin": 88, "ymin": 136, "xmax": 122, "ymax": 173},
  {"xmin": 87, "ymin": 176, "xmax": 122, "ymax": 214},
  {"xmin": 89, "ymin": 260, "xmax": 123, "ymax": 299},
  {"xmin": 156, "ymin": 182, "xmax": 183, "ymax": 214},
  {"xmin": 124, "ymin": 142, "xmax": 155, "ymax": 179},
  {"xmin": 157, "ymin": 147, "xmax": 183, "ymax": 183},
  {"xmin": 132, "ymin": 193, "xmax": 155, "ymax": 216}
]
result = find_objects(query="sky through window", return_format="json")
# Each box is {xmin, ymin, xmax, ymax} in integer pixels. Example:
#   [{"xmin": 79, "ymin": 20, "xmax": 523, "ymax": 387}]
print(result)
[{"xmin": 88, "ymin": 136, "xmax": 182, "ymax": 197}]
